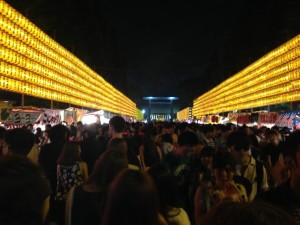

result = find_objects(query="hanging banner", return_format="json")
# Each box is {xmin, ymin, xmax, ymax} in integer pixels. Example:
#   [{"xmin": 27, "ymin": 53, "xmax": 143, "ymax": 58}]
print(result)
[
  {"xmin": 275, "ymin": 111, "xmax": 300, "ymax": 130},
  {"xmin": 237, "ymin": 114, "xmax": 251, "ymax": 125},
  {"xmin": 35, "ymin": 109, "xmax": 62, "ymax": 126},
  {"xmin": 258, "ymin": 112, "xmax": 278, "ymax": 124},
  {"xmin": 8, "ymin": 110, "xmax": 41, "ymax": 124}
]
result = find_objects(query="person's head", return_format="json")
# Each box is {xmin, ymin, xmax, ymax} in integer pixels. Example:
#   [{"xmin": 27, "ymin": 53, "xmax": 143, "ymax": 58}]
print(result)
[
  {"xmin": 200, "ymin": 146, "xmax": 214, "ymax": 167},
  {"xmin": 3, "ymin": 128, "xmax": 34, "ymax": 156},
  {"xmin": 57, "ymin": 141, "xmax": 81, "ymax": 165},
  {"xmin": 76, "ymin": 121, "xmax": 83, "ymax": 128},
  {"xmin": 282, "ymin": 131, "xmax": 300, "ymax": 187},
  {"xmin": 109, "ymin": 116, "xmax": 126, "ymax": 137},
  {"xmin": 48, "ymin": 124, "xmax": 69, "ymax": 143},
  {"xmin": 265, "ymin": 129, "xmax": 279, "ymax": 146},
  {"xmin": 220, "ymin": 125, "xmax": 231, "ymax": 138},
  {"xmin": 83, "ymin": 123, "xmax": 98, "ymax": 140},
  {"xmin": 85, "ymin": 148, "xmax": 128, "ymax": 190},
  {"xmin": 201, "ymin": 201, "xmax": 297, "ymax": 225},
  {"xmin": 26, "ymin": 123, "xmax": 33, "ymax": 132},
  {"xmin": 255, "ymin": 128, "xmax": 265, "ymax": 139},
  {"xmin": 227, "ymin": 131, "xmax": 251, "ymax": 165},
  {"xmin": 212, "ymin": 151, "xmax": 236, "ymax": 188},
  {"xmin": 0, "ymin": 155, "xmax": 50, "ymax": 225},
  {"xmin": 168, "ymin": 127, "xmax": 175, "ymax": 135},
  {"xmin": 203, "ymin": 125, "xmax": 214, "ymax": 139},
  {"xmin": 175, "ymin": 131, "xmax": 199, "ymax": 157},
  {"xmin": 147, "ymin": 164, "xmax": 180, "ymax": 212},
  {"xmin": 161, "ymin": 133, "xmax": 173, "ymax": 145},
  {"xmin": 35, "ymin": 127, "xmax": 42, "ymax": 135},
  {"xmin": 45, "ymin": 123, "xmax": 52, "ymax": 131},
  {"xmin": 102, "ymin": 169, "xmax": 160, "ymax": 225}
]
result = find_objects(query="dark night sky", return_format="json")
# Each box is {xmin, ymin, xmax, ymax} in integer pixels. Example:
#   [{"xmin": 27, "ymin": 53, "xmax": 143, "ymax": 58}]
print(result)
[{"xmin": 5, "ymin": 0, "xmax": 300, "ymax": 110}]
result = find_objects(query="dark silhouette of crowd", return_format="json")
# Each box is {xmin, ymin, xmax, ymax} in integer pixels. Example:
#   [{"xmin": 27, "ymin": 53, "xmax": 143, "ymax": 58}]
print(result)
[{"xmin": 0, "ymin": 119, "xmax": 299, "ymax": 225}]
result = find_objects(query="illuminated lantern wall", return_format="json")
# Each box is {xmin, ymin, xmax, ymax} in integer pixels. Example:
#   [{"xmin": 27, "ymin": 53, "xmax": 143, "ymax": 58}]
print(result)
[
  {"xmin": 193, "ymin": 34, "xmax": 300, "ymax": 117},
  {"xmin": 0, "ymin": 1, "xmax": 136, "ymax": 117},
  {"xmin": 177, "ymin": 107, "xmax": 191, "ymax": 121},
  {"xmin": 136, "ymin": 108, "xmax": 143, "ymax": 121}
]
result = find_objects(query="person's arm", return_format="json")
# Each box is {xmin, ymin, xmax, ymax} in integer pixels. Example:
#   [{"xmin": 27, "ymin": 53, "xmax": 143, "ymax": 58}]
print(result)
[
  {"xmin": 79, "ymin": 162, "xmax": 88, "ymax": 180},
  {"xmin": 156, "ymin": 145, "xmax": 163, "ymax": 160},
  {"xmin": 139, "ymin": 145, "xmax": 146, "ymax": 170},
  {"xmin": 261, "ymin": 165, "xmax": 269, "ymax": 191},
  {"xmin": 194, "ymin": 186, "xmax": 202, "ymax": 225},
  {"xmin": 40, "ymin": 196, "xmax": 50, "ymax": 225}
]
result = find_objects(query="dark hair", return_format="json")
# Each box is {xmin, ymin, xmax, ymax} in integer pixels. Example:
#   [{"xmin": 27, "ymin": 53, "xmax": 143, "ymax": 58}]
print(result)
[
  {"xmin": 201, "ymin": 201, "xmax": 297, "ymax": 225},
  {"xmin": 85, "ymin": 148, "xmax": 128, "ymax": 190},
  {"xmin": 84, "ymin": 123, "xmax": 98, "ymax": 139},
  {"xmin": 102, "ymin": 170, "xmax": 160, "ymax": 225},
  {"xmin": 49, "ymin": 124, "xmax": 69, "ymax": 143},
  {"xmin": 4, "ymin": 128, "xmax": 34, "ymax": 156},
  {"xmin": 203, "ymin": 125, "xmax": 214, "ymax": 134},
  {"xmin": 227, "ymin": 131, "xmax": 250, "ymax": 151},
  {"xmin": 200, "ymin": 146, "xmax": 214, "ymax": 158},
  {"xmin": 178, "ymin": 131, "xmax": 199, "ymax": 147},
  {"xmin": 109, "ymin": 116, "xmax": 126, "ymax": 133},
  {"xmin": 282, "ymin": 130, "xmax": 300, "ymax": 160},
  {"xmin": 57, "ymin": 141, "xmax": 81, "ymax": 165},
  {"xmin": 264, "ymin": 129, "xmax": 277, "ymax": 138},
  {"xmin": 107, "ymin": 138, "xmax": 127, "ymax": 151},
  {"xmin": 161, "ymin": 133, "xmax": 173, "ymax": 144},
  {"xmin": 0, "ymin": 155, "xmax": 49, "ymax": 225},
  {"xmin": 220, "ymin": 125, "xmax": 230, "ymax": 133},
  {"xmin": 212, "ymin": 151, "xmax": 236, "ymax": 171},
  {"xmin": 147, "ymin": 164, "xmax": 180, "ymax": 219}
]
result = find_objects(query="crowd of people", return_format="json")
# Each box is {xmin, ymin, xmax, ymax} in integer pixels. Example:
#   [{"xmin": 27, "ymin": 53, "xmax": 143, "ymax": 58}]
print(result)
[{"xmin": 0, "ymin": 117, "xmax": 299, "ymax": 225}]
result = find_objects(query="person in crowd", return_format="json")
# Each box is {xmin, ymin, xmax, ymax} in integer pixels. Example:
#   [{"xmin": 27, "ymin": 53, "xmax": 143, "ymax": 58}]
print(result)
[
  {"xmin": 256, "ymin": 130, "xmax": 300, "ymax": 223},
  {"xmin": 139, "ymin": 127, "xmax": 162, "ymax": 169},
  {"xmin": 27, "ymin": 123, "xmax": 34, "ymax": 133},
  {"xmin": 107, "ymin": 116, "xmax": 126, "ymax": 146},
  {"xmin": 38, "ymin": 124, "xmax": 70, "ymax": 223},
  {"xmin": 214, "ymin": 125, "xmax": 231, "ymax": 152},
  {"xmin": 200, "ymin": 201, "xmax": 297, "ymax": 225},
  {"xmin": 102, "ymin": 169, "xmax": 167, "ymax": 225},
  {"xmin": 260, "ymin": 129, "xmax": 284, "ymax": 188},
  {"xmin": 96, "ymin": 124, "xmax": 110, "ymax": 149},
  {"xmin": 0, "ymin": 126, "xmax": 7, "ymax": 156},
  {"xmin": 251, "ymin": 128, "xmax": 265, "ymax": 148},
  {"xmin": 0, "ymin": 155, "xmax": 51, "ymax": 225},
  {"xmin": 54, "ymin": 141, "xmax": 88, "ymax": 225},
  {"xmin": 2, "ymin": 127, "xmax": 34, "ymax": 157},
  {"xmin": 39, "ymin": 124, "xmax": 70, "ymax": 192},
  {"xmin": 75, "ymin": 121, "xmax": 84, "ymax": 142},
  {"xmin": 202, "ymin": 125, "xmax": 216, "ymax": 150},
  {"xmin": 229, "ymin": 131, "xmax": 268, "ymax": 201},
  {"xmin": 148, "ymin": 163, "xmax": 191, "ymax": 225},
  {"xmin": 194, "ymin": 151, "xmax": 248, "ymax": 225},
  {"xmin": 107, "ymin": 137, "xmax": 141, "ymax": 170},
  {"xmin": 271, "ymin": 125, "xmax": 284, "ymax": 142},
  {"xmin": 160, "ymin": 133, "xmax": 174, "ymax": 156},
  {"xmin": 161, "ymin": 131, "xmax": 200, "ymax": 217},
  {"xmin": 169, "ymin": 125, "xmax": 178, "ymax": 146},
  {"xmin": 65, "ymin": 148, "xmax": 128, "ymax": 225},
  {"xmin": 189, "ymin": 146, "xmax": 214, "ymax": 205},
  {"xmin": 79, "ymin": 124, "xmax": 105, "ymax": 173}
]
